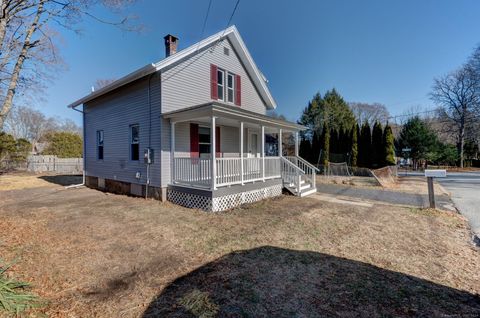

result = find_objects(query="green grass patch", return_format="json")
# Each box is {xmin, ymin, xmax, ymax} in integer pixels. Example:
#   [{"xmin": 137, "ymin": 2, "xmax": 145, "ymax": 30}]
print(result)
[
  {"xmin": 178, "ymin": 289, "xmax": 219, "ymax": 318},
  {"xmin": 0, "ymin": 261, "xmax": 43, "ymax": 315}
]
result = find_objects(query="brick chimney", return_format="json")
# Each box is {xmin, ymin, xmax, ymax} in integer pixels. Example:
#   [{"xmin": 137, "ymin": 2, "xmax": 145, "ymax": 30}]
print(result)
[{"xmin": 164, "ymin": 34, "xmax": 178, "ymax": 57}]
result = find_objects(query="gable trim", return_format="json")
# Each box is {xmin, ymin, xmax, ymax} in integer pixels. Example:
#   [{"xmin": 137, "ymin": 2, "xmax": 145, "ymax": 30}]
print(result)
[{"xmin": 67, "ymin": 26, "xmax": 276, "ymax": 110}]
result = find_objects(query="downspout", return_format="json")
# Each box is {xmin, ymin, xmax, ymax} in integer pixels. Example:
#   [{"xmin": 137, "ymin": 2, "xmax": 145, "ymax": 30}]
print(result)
[
  {"xmin": 145, "ymin": 72, "xmax": 154, "ymax": 199},
  {"xmin": 65, "ymin": 104, "xmax": 86, "ymax": 188}
]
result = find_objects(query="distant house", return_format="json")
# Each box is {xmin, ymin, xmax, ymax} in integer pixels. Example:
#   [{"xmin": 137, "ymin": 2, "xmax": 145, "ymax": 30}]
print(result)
[{"xmin": 68, "ymin": 26, "xmax": 317, "ymax": 211}]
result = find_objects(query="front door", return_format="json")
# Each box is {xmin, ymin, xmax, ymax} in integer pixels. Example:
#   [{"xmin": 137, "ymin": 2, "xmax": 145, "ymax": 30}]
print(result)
[{"xmin": 248, "ymin": 131, "xmax": 259, "ymax": 158}]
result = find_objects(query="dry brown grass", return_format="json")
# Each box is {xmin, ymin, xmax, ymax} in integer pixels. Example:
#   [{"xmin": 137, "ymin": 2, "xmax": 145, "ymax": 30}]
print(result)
[
  {"xmin": 0, "ymin": 172, "xmax": 81, "ymax": 191},
  {"xmin": 0, "ymin": 173, "xmax": 479, "ymax": 317}
]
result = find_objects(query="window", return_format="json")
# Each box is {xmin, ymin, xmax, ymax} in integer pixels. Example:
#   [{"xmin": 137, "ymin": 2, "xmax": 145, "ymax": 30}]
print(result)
[
  {"xmin": 198, "ymin": 126, "xmax": 211, "ymax": 157},
  {"xmin": 227, "ymin": 72, "xmax": 235, "ymax": 103},
  {"xmin": 130, "ymin": 124, "xmax": 139, "ymax": 161},
  {"xmin": 97, "ymin": 130, "xmax": 104, "ymax": 160},
  {"xmin": 217, "ymin": 69, "xmax": 224, "ymax": 101},
  {"xmin": 223, "ymin": 47, "xmax": 229, "ymax": 56}
]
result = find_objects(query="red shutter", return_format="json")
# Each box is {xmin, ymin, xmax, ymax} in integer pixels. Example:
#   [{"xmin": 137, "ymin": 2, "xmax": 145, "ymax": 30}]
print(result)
[
  {"xmin": 235, "ymin": 74, "xmax": 241, "ymax": 106},
  {"xmin": 210, "ymin": 64, "xmax": 218, "ymax": 100},
  {"xmin": 216, "ymin": 126, "xmax": 221, "ymax": 157},
  {"xmin": 190, "ymin": 123, "xmax": 199, "ymax": 158}
]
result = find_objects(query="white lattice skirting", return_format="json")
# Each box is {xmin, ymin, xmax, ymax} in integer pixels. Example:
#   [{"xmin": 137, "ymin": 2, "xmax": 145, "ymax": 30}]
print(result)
[{"xmin": 168, "ymin": 184, "xmax": 282, "ymax": 212}]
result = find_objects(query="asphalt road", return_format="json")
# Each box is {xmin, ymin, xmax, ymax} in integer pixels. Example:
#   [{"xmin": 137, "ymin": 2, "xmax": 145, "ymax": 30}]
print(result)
[
  {"xmin": 438, "ymin": 172, "xmax": 480, "ymax": 238},
  {"xmin": 403, "ymin": 171, "xmax": 480, "ymax": 238}
]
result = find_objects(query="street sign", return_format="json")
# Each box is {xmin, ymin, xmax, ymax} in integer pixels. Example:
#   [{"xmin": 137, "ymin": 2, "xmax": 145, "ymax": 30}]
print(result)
[
  {"xmin": 425, "ymin": 169, "xmax": 447, "ymax": 178},
  {"xmin": 402, "ymin": 148, "xmax": 411, "ymax": 152}
]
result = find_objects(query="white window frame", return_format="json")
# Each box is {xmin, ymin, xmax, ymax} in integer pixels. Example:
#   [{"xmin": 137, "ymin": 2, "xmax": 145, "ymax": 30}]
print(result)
[
  {"xmin": 97, "ymin": 130, "xmax": 104, "ymax": 160},
  {"xmin": 130, "ymin": 124, "xmax": 140, "ymax": 161},
  {"xmin": 227, "ymin": 72, "xmax": 235, "ymax": 104},
  {"xmin": 217, "ymin": 69, "xmax": 225, "ymax": 101}
]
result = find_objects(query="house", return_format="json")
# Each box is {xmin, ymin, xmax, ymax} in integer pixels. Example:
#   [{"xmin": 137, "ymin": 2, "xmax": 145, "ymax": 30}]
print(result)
[{"xmin": 68, "ymin": 26, "xmax": 318, "ymax": 212}]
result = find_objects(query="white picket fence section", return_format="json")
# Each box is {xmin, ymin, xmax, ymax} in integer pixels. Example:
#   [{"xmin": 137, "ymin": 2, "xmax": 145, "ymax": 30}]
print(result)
[{"xmin": 27, "ymin": 155, "xmax": 83, "ymax": 174}]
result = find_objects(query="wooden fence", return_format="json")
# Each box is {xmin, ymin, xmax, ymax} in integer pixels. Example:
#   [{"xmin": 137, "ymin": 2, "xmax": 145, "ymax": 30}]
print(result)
[{"xmin": 27, "ymin": 155, "xmax": 83, "ymax": 174}]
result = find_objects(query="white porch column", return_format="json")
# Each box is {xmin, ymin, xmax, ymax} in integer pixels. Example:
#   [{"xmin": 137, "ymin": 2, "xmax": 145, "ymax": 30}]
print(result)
[
  {"xmin": 278, "ymin": 128, "xmax": 283, "ymax": 157},
  {"xmin": 240, "ymin": 121, "xmax": 244, "ymax": 185},
  {"xmin": 170, "ymin": 121, "xmax": 175, "ymax": 183},
  {"xmin": 261, "ymin": 125, "xmax": 265, "ymax": 181},
  {"xmin": 211, "ymin": 116, "xmax": 217, "ymax": 190},
  {"xmin": 294, "ymin": 131, "xmax": 299, "ymax": 157}
]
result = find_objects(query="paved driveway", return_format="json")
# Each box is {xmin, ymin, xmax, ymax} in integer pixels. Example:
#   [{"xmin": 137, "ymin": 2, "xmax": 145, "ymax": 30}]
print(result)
[{"xmin": 316, "ymin": 183, "xmax": 454, "ymax": 211}]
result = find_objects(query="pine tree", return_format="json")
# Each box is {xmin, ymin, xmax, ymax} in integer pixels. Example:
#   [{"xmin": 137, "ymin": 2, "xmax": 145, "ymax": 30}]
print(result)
[
  {"xmin": 299, "ymin": 137, "xmax": 312, "ymax": 162},
  {"xmin": 359, "ymin": 122, "xmax": 372, "ymax": 167},
  {"xmin": 351, "ymin": 124, "xmax": 359, "ymax": 167},
  {"xmin": 383, "ymin": 124, "xmax": 396, "ymax": 166},
  {"xmin": 310, "ymin": 131, "xmax": 321, "ymax": 164},
  {"xmin": 371, "ymin": 121, "xmax": 384, "ymax": 167},
  {"xmin": 322, "ymin": 124, "xmax": 330, "ymax": 167}
]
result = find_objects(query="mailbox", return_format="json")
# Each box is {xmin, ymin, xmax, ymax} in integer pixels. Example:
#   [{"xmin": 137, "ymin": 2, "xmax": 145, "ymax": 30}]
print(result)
[{"xmin": 424, "ymin": 169, "xmax": 446, "ymax": 178}]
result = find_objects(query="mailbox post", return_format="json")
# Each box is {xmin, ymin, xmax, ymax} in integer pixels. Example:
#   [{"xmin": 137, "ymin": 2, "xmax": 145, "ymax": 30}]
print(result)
[{"xmin": 424, "ymin": 169, "xmax": 447, "ymax": 208}]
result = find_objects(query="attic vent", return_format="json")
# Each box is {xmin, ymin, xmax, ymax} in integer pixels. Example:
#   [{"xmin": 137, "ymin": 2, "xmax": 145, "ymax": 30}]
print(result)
[{"xmin": 223, "ymin": 47, "xmax": 229, "ymax": 56}]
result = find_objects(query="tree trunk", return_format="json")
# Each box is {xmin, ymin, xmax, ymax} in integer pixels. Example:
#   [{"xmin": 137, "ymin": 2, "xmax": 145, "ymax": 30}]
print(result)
[
  {"xmin": 0, "ymin": 0, "xmax": 44, "ymax": 129},
  {"xmin": 458, "ymin": 111, "xmax": 466, "ymax": 168}
]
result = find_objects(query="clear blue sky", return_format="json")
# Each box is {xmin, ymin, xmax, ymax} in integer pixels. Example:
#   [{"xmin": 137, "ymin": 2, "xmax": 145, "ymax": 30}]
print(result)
[{"xmin": 41, "ymin": 0, "xmax": 480, "ymax": 125}]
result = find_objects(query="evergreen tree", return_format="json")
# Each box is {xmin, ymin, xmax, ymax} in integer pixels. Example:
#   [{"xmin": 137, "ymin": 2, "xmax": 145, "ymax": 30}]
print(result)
[
  {"xmin": 299, "ymin": 137, "xmax": 312, "ymax": 162},
  {"xmin": 371, "ymin": 121, "xmax": 384, "ymax": 167},
  {"xmin": 310, "ymin": 131, "xmax": 322, "ymax": 164},
  {"xmin": 397, "ymin": 116, "xmax": 437, "ymax": 169},
  {"xmin": 43, "ymin": 131, "xmax": 83, "ymax": 158},
  {"xmin": 351, "ymin": 124, "xmax": 359, "ymax": 167},
  {"xmin": 359, "ymin": 122, "xmax": 372, "ymax": 167},
  {"xmin": 322, "ymin": 124, "xmax": 330, "ymax": 166},
  {"xmin": 383, "ymin": 124, "xmax": 396, "ymax": 166}
]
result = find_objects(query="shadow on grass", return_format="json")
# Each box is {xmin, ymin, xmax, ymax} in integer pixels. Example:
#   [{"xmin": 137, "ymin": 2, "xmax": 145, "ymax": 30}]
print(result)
[
  {"xmin": 38, "ymin": 175, "xmax": 82, "ymax": 186},
  {"xmin": 142, "ymin": 246, "xmax": 480, "ymax": 317}
]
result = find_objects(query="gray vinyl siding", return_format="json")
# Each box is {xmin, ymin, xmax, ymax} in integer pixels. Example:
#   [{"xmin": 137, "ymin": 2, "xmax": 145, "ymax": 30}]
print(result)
[
  {"xmin": 84, "ymin": 73, "xmax": 162, "ymax": 187},
  {"xmin": 160, "ymin": 122, "xmax": 241, "ymax": 187},
  {"xmin": 161, "ymin": 38, "xmax": 267, "ymax": 114}
]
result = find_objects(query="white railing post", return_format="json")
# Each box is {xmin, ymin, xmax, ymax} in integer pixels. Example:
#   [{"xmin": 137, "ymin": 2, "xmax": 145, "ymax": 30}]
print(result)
[
  {"xmin": 170, "ymin": 121, "xmax": 175, "ymax": 183},
  {"xmin": 240, "ymin": 121, "xmax": 244, "ymax": 185},
  {"xmin": 278, "ymin": 128, "xmax": 282, "ymax": 157},
  {"xmin": 261, "ymin": 125, "xmax": 265, "ymax": 181},
  {"xmin": 211, "ymin": 116, "xmax": 217, "ymax": 190}
]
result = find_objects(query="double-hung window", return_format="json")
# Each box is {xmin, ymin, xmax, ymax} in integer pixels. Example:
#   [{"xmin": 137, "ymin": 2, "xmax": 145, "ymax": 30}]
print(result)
[
  {"xmin": 227, "ymin": 72, "xmax": 235, "ymax": 103},
  {"xmin": 217, "ymin": 69, "xmax": 225, "ymax": 101},
  {"xmin": 97, "ymin": 130, "xmax": 104, "ymax": 160},
  {"xmin": 198, "ymin": 126, "xmax": 211, "ymax": 158},
  {"xmin": 130, "ymin": 124, "xmax": 140, "ymax": 161}
]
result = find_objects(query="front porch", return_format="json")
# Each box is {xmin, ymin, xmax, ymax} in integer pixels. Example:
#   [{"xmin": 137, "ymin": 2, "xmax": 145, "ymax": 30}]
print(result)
[{"xmin": 164, "ymin": 103, "xmax": 318, "ymax": 211}]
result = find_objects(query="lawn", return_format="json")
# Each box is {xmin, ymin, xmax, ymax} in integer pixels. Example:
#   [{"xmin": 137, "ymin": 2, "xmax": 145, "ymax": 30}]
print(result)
[{"xmin": 0, "ymin": 172, "xmax": 479, "ymax": 317}]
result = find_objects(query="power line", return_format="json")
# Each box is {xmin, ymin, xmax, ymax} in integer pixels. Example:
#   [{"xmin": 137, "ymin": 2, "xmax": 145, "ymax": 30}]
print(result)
[
  {"xmin": 162, "ymin": 0, "xmax": 241, "ymax": 83},
  {"xmin": 198, "ymin": 0, "xmax": 213, "ymax": 48}
]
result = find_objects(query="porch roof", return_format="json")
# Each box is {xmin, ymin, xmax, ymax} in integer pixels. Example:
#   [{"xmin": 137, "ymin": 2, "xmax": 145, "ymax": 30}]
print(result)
[{"xmin": 163, "ymin": 102, "xmax": 305, "ymax": 131}]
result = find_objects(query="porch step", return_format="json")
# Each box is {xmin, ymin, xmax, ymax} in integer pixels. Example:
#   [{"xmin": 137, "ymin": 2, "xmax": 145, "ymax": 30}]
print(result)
[{"xmin": 283, "ymin": 183, "xmax": 317, "ymax": 197}]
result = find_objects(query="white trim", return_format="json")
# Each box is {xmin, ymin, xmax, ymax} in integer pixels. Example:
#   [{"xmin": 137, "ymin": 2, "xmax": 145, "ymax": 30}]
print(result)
[
  {"xmin": 67, "ymin": 26, "xmax": 276, "ymax": 110},
  {"xmin": 211, "ymin": 116, "xmax": 217, "ymax": 190},
  {"xmin": 240, "ymin": 121, "xmax": 244, "ymax": 185},
  {"xmin": 217, "ymin": 69, "xmax": 225, "ymax": 102}
]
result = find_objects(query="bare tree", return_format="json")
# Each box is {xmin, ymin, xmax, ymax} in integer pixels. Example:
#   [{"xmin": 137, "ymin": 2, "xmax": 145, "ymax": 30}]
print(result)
[
  {"xmin": 430, "ymin": 65, "xmax": 480, "ymax": 167},
  {"xmin": 0, "ymin": 0, "xmax": 139, "ymax": 129},
  {"xmin": 94, "ymin": 78, "xmax": 117, "ymax": 90},
  {"xmin": 349, "ymin": 102, "xmax": 390, "ymax": 126},
  {"xmin": 4, "ymin": 105, "xmax": 55, "ymax": 148}
]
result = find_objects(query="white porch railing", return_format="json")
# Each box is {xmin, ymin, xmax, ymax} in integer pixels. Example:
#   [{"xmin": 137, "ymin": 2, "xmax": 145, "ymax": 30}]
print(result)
[
  {"xmin": 173, "ymin": 156, "xmax": 282, "ymax": 188},
  {"xmin": 280, "ymin": 157, "xmax": 304, "ymax": 191},
  {"xmin": 173, "ymin": 157, "xmax": 211, "ymax": 187},
  {"xmin": 284, "ymin": 156, "xmax": 319, "ymax": 189}
]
